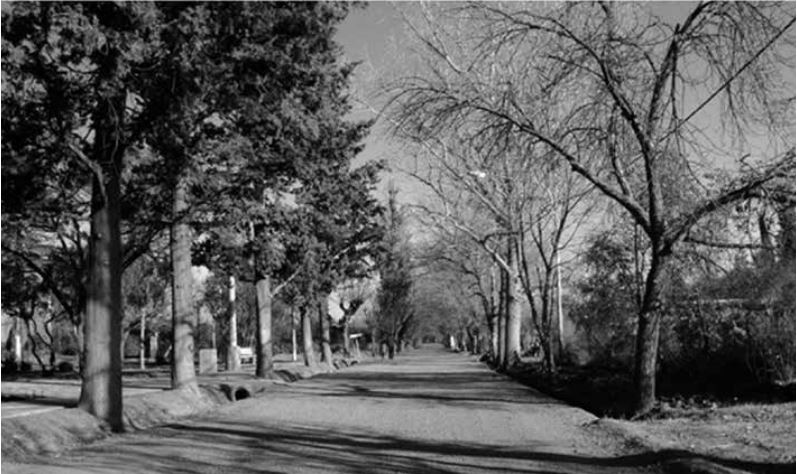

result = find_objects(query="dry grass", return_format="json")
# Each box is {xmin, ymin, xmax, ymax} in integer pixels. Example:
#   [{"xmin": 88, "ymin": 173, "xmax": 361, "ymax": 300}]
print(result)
[
  {"xmin": 507, "ymin": 360, "xmax": 796, "ymax": 468},
  {"xmin": 606, "ymin": 403, "xmax": 796, "ymax": 466}
]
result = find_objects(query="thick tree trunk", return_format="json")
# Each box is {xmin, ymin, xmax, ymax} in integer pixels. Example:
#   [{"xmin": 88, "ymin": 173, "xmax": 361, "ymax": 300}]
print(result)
[
  {"xmin": 633, "ymin": 252, "xmax": 668, "ymax": 415},
  {"xmin": 170, "ymin": 174, "xmax": 195, "ymax": 389},
  {"xmin": 319, "ymin": 295, "xmax": 333, "ymax": 365},
  {"xmin": 387, "ymin": 338, "xmax": 396, "ymax": 359},
  {"xmin": 504, "ymin": 243, "xmax": 522, "ymax": 368},
  {"xmin": 78, "ymin": 90, "xmax": 124, "ymax": 432},
  {"xmin": 25, "ymin": 318, "xmax": 48, "ymax": 373},
  {"xmin": 497, "ymin": 268, "xmax": 507, "ymax": 367},
  {"xmin": 254, "ymin": 273, "xmax": 273, "ymax": 378},
  {"xmin": 488, "ymin": 314, "xmax": 498, "ymax": 359},
  {"xmin": 342, "ymin": 319, "xmax": 351, "ymax": 356},
  {"xmin": 301, "ymin": 305, "xmax": 315, "ymax": 366},
  {"xmin": 227, "ymin": 276, "xmax": 240, "ymax": 371},
  {"xmin": 544, "ymin": 329, "xmax": 556, "ymax": 373},
  {"xmin": 489, "ymin": 265, "xmax": 499, "ymax": 362},
  {"xmin": 505, "ymin": 284, "xmax": 522, "ymax": 368}
]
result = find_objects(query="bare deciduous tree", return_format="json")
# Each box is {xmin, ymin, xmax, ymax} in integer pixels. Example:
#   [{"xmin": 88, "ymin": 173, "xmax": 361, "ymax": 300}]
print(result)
[{"xmin": 388, "ymin": 1, "xmax": 795, "ymax": 414}]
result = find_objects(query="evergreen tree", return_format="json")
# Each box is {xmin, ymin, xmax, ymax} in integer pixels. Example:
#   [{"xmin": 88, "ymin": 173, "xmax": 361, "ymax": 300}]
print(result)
[
  {"xmin": 374, "ymin": 189, "xmax": 415, "ymax": 358},
  {"xmin": 194, "ymin": 2, "xmax": 383, "ymax": 374},
  {"xmin": 2, "ymin": 2, "xmax": 158, "ymax": 430}
]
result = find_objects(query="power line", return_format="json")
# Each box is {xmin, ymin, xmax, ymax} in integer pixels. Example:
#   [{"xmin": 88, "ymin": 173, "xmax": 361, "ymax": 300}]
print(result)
[{"xmin": 667, "ymin": 16, "xmax": 796, "ymax": 138}]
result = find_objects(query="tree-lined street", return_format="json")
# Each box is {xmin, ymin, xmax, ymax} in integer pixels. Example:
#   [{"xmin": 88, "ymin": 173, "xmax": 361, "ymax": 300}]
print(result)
[{"xmin": 2, "ymin": 2, "xmax": 794, "ymax": 472}]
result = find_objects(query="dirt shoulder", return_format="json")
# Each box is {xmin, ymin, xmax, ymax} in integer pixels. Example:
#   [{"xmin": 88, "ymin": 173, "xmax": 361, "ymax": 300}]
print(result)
[
  {"xmin": 1, "ymin": 358, "xmax": 362, "ymax": 462},
  {"xmin": 612, "ymin": 403, "xmax": 795, "ymax": 464},
  {"xmin": 502, "ymin": 359, "xmax": 795, "ymax": 474}
]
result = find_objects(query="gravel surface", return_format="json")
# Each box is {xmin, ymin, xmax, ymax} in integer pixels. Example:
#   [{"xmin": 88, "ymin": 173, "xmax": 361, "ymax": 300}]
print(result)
[{"xmin": 3, "ymin": 347, "xmax": 665, "ymax": 474}]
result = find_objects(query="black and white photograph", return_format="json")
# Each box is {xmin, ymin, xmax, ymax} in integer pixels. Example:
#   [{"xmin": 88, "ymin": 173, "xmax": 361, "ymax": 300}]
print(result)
[{"xmin": 1, "ymin": 1, "xmax": 794, "ymax": 473}]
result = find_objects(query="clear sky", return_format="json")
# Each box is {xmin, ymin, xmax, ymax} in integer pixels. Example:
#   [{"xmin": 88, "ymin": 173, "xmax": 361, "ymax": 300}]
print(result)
[
  {"xmin": 335, "ymin": 2, "xmax": 695, "ymax": 205},
  {"xmin": 334, "ymin": 2, "xmax": 795, "ymax": 208},
  {"xmin": 335, "ymin": 2, "xmax": 419, "ymax": 204}
]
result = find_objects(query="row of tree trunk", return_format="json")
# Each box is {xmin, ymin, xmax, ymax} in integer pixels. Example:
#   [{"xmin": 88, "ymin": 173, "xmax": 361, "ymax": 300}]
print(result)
[
  {"xmin": 481, "ymin": 238, "xmax": 523, "ymax": 371},
  {"xmin": 79, "ymin": 98, "xmax": 355, "ymax": 425}
]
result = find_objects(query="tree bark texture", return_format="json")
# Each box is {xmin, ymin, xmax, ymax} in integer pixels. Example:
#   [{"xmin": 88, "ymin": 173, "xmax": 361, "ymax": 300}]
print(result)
[
  {"xmin": 504, "ymin": 272, "xmax": 522, "ymax": 368},
  {"xmin": 319, "ymin": 295, "xmax": 333, "ymax": 365},
  {"xmin": 633, "ymin": 252, "xmax": 668, "ymax": 415},
  {"xmin": 488, "ymin": 314, "xmax": 498, "ymax": 360},
  {"xmin": 255, "ymin": 273, "xmax": 273, "ymax": 378},
  {"xmin": 496, "ymin": 268, "xmax": 507, "ymax": 367},
  {"xmin": 78, "ymin": 91, "xmax": 124, "ymax": 432},
  {"xmin": 301, "ymin": 305, "xmax": 315, "ymax": 366},
  {"xmin": 342, "ymin": 319, "xmax": 351, "ymax": 356},
  {"xmin": 504, "ymin": 242, "xmax": 522, "ymax": 368},
  {"xmin": 170, "ymin": 174, "xmax": 195, "ymax": 389}
]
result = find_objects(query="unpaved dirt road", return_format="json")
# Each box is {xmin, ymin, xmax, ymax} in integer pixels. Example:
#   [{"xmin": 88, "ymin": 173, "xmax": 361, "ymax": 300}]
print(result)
[{"xmin": 4, "ymin": 347, "xmax": 665, "ymax": 473}]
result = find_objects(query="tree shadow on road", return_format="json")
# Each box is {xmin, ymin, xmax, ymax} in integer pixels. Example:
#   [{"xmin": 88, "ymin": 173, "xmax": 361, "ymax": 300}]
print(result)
[
  {"xmin": 1, "ymin": 394, "xmax": 77, "ymax": 408},
  {"xmin": 298, "ymin": 371, "xmax": 558, "ymax": 409},
  {"xmin": 25, "ymin": 420, "xmax": 795, "ymax": 474}
]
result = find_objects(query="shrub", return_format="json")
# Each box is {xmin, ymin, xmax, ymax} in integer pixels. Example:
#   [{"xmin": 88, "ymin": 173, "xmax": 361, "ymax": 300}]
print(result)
[
  {"xmin": 743, "ymin": 307, "xmax": 795, "ymax": 385},
  {"xmin": 658, "ymin": 301, "xmax": 795, "ymax": 397}
]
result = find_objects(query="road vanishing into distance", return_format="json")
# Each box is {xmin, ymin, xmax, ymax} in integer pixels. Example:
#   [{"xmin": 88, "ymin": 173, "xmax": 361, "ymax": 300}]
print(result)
[{"xmin": 5, "ymin": 346, "xmax": 665, "ymax": 474}]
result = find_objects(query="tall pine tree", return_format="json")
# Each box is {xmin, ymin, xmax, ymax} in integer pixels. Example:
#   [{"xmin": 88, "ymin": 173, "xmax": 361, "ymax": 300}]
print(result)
[{"xmin": 374, "ymin": 189, "xmax": 414, "ymax": 358}]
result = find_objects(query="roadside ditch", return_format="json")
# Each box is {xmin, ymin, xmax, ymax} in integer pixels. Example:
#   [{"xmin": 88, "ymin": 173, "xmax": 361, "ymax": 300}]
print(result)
[{"xmin": 1, "ymin": 358, "xmax": 361, "ymax": 462}]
